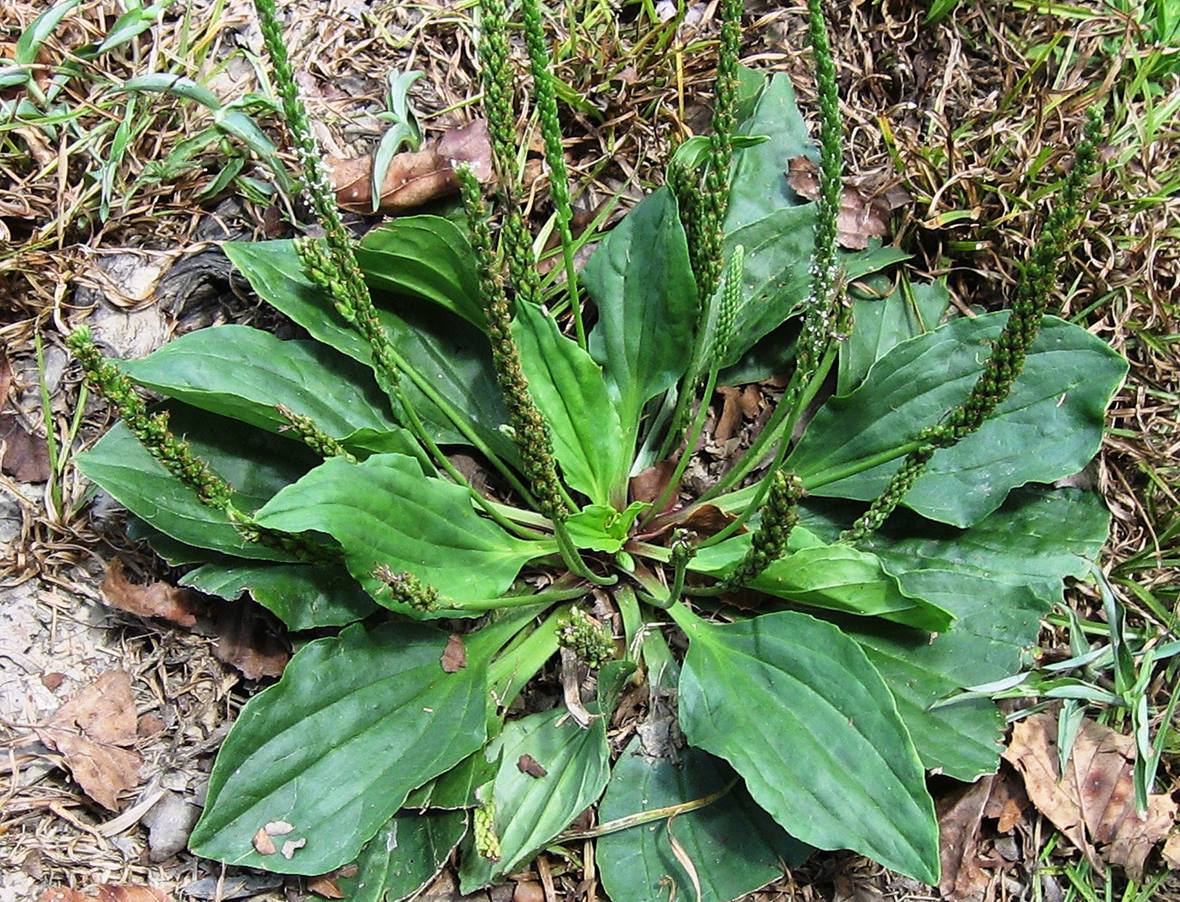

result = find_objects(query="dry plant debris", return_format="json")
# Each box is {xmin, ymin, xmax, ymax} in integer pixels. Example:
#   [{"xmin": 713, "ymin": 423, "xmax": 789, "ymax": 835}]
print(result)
[
  {"xmin": 1003, "ymin": 712, "xmax": 1178, "ymax": 881},
  {"xmin": 99, "ymin": 558, "xmax": 199, "ymax": 628},
  {"xmin": 34, "ymin": 887, "xmax": 169, "ymax": 902}
]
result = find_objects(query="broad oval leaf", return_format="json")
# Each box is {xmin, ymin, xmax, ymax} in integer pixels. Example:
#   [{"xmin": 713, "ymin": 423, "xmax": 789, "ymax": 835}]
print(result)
[
  {"xmin": 513, "ymin": 302, "xmax": 628, "ymax": 506},
  {"xmin": 457, "ymin": 707, "xmax": 610, "ymax": 892},
  {"xmin": 254, "ymin": 453, "xmax": 553, "ymax": 608},
  {"xmin": 188, "ymin": 622, "xmax": 488, "ymax": 875},
  {"xmin": 597, "ymin": 738, "xmax": 809, "ymax": 902},
  {"xmin": 689, "ymin": 528, "xmax": 952, "ymax": 632},
  {"xmin": 120, "ymin": 325, "xmax": 400, "ymax": 439},
  {"xmin": 789, "ymin": 313, "xmax": 1128, "ymax": 527},
  {"xmin": 584, "ymin": 188, "xmax": 697, "ymax": 436},
  {"xmin": 337, "ymin": 810, "xmax": 466, "ymax": 902},
  {"xmin": 670, "ymin": 606, "xmax": 940, "ymax": 884},
  {"xmin": 356, "ymin": 215, "xmax": 484, "ymax": 330}
]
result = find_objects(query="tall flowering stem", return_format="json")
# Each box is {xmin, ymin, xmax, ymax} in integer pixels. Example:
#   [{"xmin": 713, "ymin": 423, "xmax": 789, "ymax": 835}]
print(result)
[
  {"xmin": 520, "ymin": 0, "xmax": 585, "ymax": 346},
  {"xmin": 842, "ymin": 108, "xmax": 1105, "ymax": 542}
]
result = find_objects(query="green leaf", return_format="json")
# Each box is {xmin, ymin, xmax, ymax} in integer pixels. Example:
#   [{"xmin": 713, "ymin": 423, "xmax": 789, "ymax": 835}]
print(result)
[
  {"xmin": 564, "ymin": 501, "xmax": 648, "ymax": 554},
  {"xmin": 597, "ymin": 738, "xmax": 809, "ymax": 902},
  {"xmin": 806, "ymin": 487, "xmax": 1111, "ymax": 780},
  {"xmin": 789, "ymin": 313, "xmax": 1129, "ymax": 527},
  {"xmin": 689, "ymin": 528, "xmax": 952, "ymax": 632},
  {"xmin": 513, "ymin": 302, "xmax": 628, "ymax": 506},
  {"xmin": 458, "ymin": 707, "xmax": 610, "ymax": 891},
  {"xmin": 223, "ymin": 240, "xmax": 515, "ymax": 461},
  {"xmin": 254, "ymin": 453, "xmax": 553, "ymax": 608},
  {"xmin": 181, "ymin": 561, "xmax": 376, "ymax": 630},
  {"xmin": 837, "ymin": 280, "xmax": 950, "ymax": 393},
  {"xmin": 96, "ymin": 0, "xmax": 179, "ymax": 54},
  {"xmin": 188, "ymin": 622, "xmax": 488, "ymax": 875},
  {"xmin": 120, "ymin": 325, "xmax": 399, "ymax": 439},
  {"xmin": 671, "ymin": 607, "xmax": 940, "ymax": 884},
  {"xmin": 584, "ymin": 188, "xmax": 698, "ymax": 436},
  {"xmin": 337, "ymin": 810, "xmax": 465, "ymax": 902},
  {"xmin": 356, "ymin": 216, "xmax": 483, "ymax": 329}
]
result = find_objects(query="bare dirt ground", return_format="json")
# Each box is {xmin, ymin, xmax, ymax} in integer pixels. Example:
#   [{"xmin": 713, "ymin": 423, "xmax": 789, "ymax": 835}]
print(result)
[{"xmin": 1, "ymin": 0, "xmax": 1177, "ymax": 900}]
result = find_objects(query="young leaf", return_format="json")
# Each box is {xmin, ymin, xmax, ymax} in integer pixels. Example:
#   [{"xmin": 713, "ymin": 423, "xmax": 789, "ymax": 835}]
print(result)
[
  {"xmin": 188, "ymin": 622, "xmax": 488, "ymax": 875},
  {"xmin": 564, "ymin": 501, "xmax": 648, "ymax": 553},
  {"xmin": 336, "ymin": 810, "xmax": 466, "ymax": 902},
  {"xmin": 690, "ymin": 528, "xmax": 952, "ymax": 632},
  {"xmin": 254, "ymin": 453, "xmax": 553, "ymax": 606},
  {"xmin": 120, "ymin": 325, "xmax": 400, "ymax": 439},
  {"xmin": 513, "ymin": 302, "xmax": 628, "ymax": 506},
  {"xmin": 789, "ymin": 314, "xmax": 1128, "ymax": 527},
  {"xmin": 181, "ymin": 561, "xmax": 377, "ymax": 630},
  {"xmin": 457, "ymin": 707, "xmax": 610, "ymax": 891},
  {"xmin": 583, "ymin": 188, "xmax": 698, "ymax": 436},
  {"xmin": 356, "ymin": 216, "xmax": 484, "ymax": 330},
  {"xmin": 597, "ymin": 739, "xmax": 810, "ymax": 902},
  {"xmin": 671, "ymin": 607, "xmax": 940, "ymax": 884}
]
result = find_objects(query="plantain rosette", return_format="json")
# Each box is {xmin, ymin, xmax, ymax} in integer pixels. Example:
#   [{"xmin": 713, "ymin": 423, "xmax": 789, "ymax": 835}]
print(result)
[{"xmin": 78, "ymin": 71, "xmax": 1125, "ymax": 902}]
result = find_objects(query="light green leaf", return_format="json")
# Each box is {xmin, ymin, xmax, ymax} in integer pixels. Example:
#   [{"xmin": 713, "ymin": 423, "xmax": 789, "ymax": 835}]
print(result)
[
  {"xmin": 597, "ymin": 738, "xmax": 809, "ymax": 902},
  {"xmin": 222, "ymin": 240, "xmax": 515, "ymax": 461},
  {"xmin": 689, "ymin": 528, "xmax": 952, "ymax": 632},
  {"xmin": 120, "ymin": 325, "xmax": 399, "ymax": 439},
  {"xmin": 337, "ymin": 810, "xmax": 465, "ymax": 902},
  {"xmin": 837, "ymin": 280, "xmax": 950, "ymax": 393},
  {"xmin": 563, "ymin": 501, "xmax": 648, "ymax": 554},
  {"xmin": 188, "ymin": 622, "xmax": 488, "ymax": 875},
  {"xmin": 254, "ymin": 453, "xmax": 553, "ymax": 607},
  {"xmin": 584, "ymin": 188, "xmax": 697, "ymax": 436},
  {"xmin": 671, "ymin": 607, "xmax": 940, "ymax": 884},
  {"xmin": 789, "ymin": 314, "xmax": 1129, "ymax": 527},
  {"xmin": 356, "ymin": 216, "xmax": 483, "ymax": 329},
  {"xmin": 181, "ymin": 561, "xmax": 376, "ymax": 630},
  {"xmin": 513, "ymin": 302, "xmax": 628, "ymax": 506},
  {"xmin": 458, "ymin": 707, "xmax": 610, "ymax": 891}
]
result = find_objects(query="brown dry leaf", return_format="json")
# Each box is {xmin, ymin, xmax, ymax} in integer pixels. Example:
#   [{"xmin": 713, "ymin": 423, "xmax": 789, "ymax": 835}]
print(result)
[
  {"xmin": 983, "ymin": 767, "xmax": 1029, "ymax": 833},
  {"xmin": 307, "ymin": 877, "xmax": 344, "ymax": 899},
  {"xmin": 36, "ymin": 888, "xmax": 169, "ymax": 902},
  {"xmin": 36, "ymin": 671, "xmax": 142, "ymax": 811},
  {"xmin": 937, "ymin": 775, "xmax": 994, "ymax": 902},
  {"xmin": 680, "ymin": 503, "xmax": 739, "ymax": 537},
  {"xmin": 101, "ymin": 557, "xmax": 199, "ymax": 627},
  {"xmin": 330, "ymin": 119, "xmax": 493, "ymax": 214},
  {"xmin": 714, "ymin": 386, "xmax": 742, "ymax": 443},
  {"xmin": 0, "ymin": 348, "xmax": 12, "ymax": 402},
  {"xmin": 209, "ymin": 603, "xmax": 288, "ymax": 680},
  {"xmin": 630, "ymin": 461, "xmax": 676, "ymax": 510},
  {"xmin": 787, "ymin": 156, "xmax": 902, "ymax": 250},
  {"xmin": 441, "ymin": 634, "xmax": 467, "ymax": 673},
  {"xmin": 1161, "ymin": 831, "xmax": 1180, "ymax": 869},
  {"xmin": 517, "ymin": 754, "xmax": 548, "ymax": 778},
  {"xmin": 0, "ymin": 411, "xmax": 52, "ymax": 481},
  {"xmin": 1003, "ymin": 712, "xmax": 1178, "ymax": 879},
  {"xmin": 252, "ymin": 827, "xmax": 276, "ymax": 856}
]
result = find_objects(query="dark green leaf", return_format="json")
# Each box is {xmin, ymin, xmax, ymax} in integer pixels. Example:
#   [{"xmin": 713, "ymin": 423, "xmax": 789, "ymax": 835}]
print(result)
[
  {"xmin": 120, "ymin": 325, "xmax": 399, "ymax": 439},
  {"xmin": 597, "ymin": 739, "xmax": 809, "ymax": 902},
  {"xmin": 457, "ymin": 707, "xmax": 610, "ymax": 891},
  {"xmin": 837, "ymin": 280, "xmax": 950, "ymax": 393},
  {"xmin": 356, "ymin": 216, "xmax": 483, "ymax": 330},
  {"xmin": 188, "ymin": 622, "xmax": 488, "ymax": 875},
  {"xmin": 789, "ymin": 314, "xmax": 1128, "ymax": 527},
  {"xmin": 337, "ymin": 810, "xmax": 465, "ymax": 902},
  {"xmin": 513, "ymin": 302, "xmax": 628, "ymax": 506},
  {"xmin": 672, "ymin": 607, "xmax": 940, "ymax": 884},
  {"xmin": 254, "ymin": 453, "xmax": 553, "ymax": 608},
  {"xmin": 584, "ymin": 188, "xmax": 698, "ymax": 436},
  {"xmin": 181, "ymin": 561, "xmax": 376, "ymax": 630}
]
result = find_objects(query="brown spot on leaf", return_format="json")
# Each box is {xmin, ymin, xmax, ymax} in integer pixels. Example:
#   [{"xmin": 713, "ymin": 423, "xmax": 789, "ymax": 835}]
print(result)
[
  {"xmin": 252, "ymin": 827, "xmax": 276, "ymax": 856},
  {"xmin": 281, "ymin": 837, "xmax": 307, "ymax": 859},
  {"xmin": 101, "ymin": 557, "xmax": 199, "ymax": 627},
  {"xmin": 441, "ymin": 634, "xmax": 467, "ymax": 673},
  {"xmin": 517, "ymin": 754, "xmax": 547, "ymax": 778}
]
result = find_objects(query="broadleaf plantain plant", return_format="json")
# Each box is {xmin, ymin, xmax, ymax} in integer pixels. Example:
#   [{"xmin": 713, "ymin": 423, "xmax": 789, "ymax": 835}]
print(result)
[{"xmin": 68, "ymin": 0, "xmax": 1127, "ymax": 898}]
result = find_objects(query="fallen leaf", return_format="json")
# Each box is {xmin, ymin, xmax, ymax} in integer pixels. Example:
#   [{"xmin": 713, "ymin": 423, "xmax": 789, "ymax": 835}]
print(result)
[
  {"xmin": 35, "ymin": 887, "xmax": 169, "ymax": 902},
  {"xmin": 0, "ymin": 412, "xmax": 51, "ymax": 481},
  {"xmin": 983, "ymin": 767, "xmax": 1029, "ymax": 833},
  {"xmin": 252, "ymin": 827, "xmax": 276, "ymax": 855},
  {"xmin": 787, "ymin": 156, "xmax": 908, "ymax": 250},
  {"xmin": 0, "ymin": 348, "xmax": 12, "ymax": 403},
  {"xmin": 513, "ymin": 881, "xmax": 545, "ymax": 902},
  {"xmin": 714, "ymin": 386, "xmax": 742, "ymax": 443},
  {"xmin": 330, "ymin": 120, "xmax": 493, "ymax": 214},
  {"xmin": 1003, "ymin": 712, "xmax": 1178, "ymax": 880},
  {"xmin": 1162, "ymin": 831, "xmax": 1180, "ymax": 869},
  {"xmin": 517, "ymin": 754, "xmax": 547, "ymax": 778},
  {"xmin": 41, "ymin": 672, "xmax": 66, "ymax": 691},
  {"xmin": 36, "ymin": 671, "xmax": 142, "ymax": 811},
  {"xmin": 630, "ymin": 461, "xmax": 677, "ymax": 510},
  {"xmin": 441, "ymin": 634, "xmax": 467, "ymax": 673},
  {"xmin": 307, "ymin": 876, "xmax": 344, "ymax": 899},
  {"xmin": 679, "ymin": 503, "xmax": 739, "ymax": 537},
  {"xmin": 209, "ymin": 602, "xmax": 288, "ymax": 680},
  {"xmin": 937, "ymin": 775, "xmax": 994, "ymax": 902},
  {"xmin": 100, "ymin": 557, "xmax": 199, "ymax": 627},
  {"xmin": 142, "ymin": 791, "xmax": 200, "ymax": 862}
]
